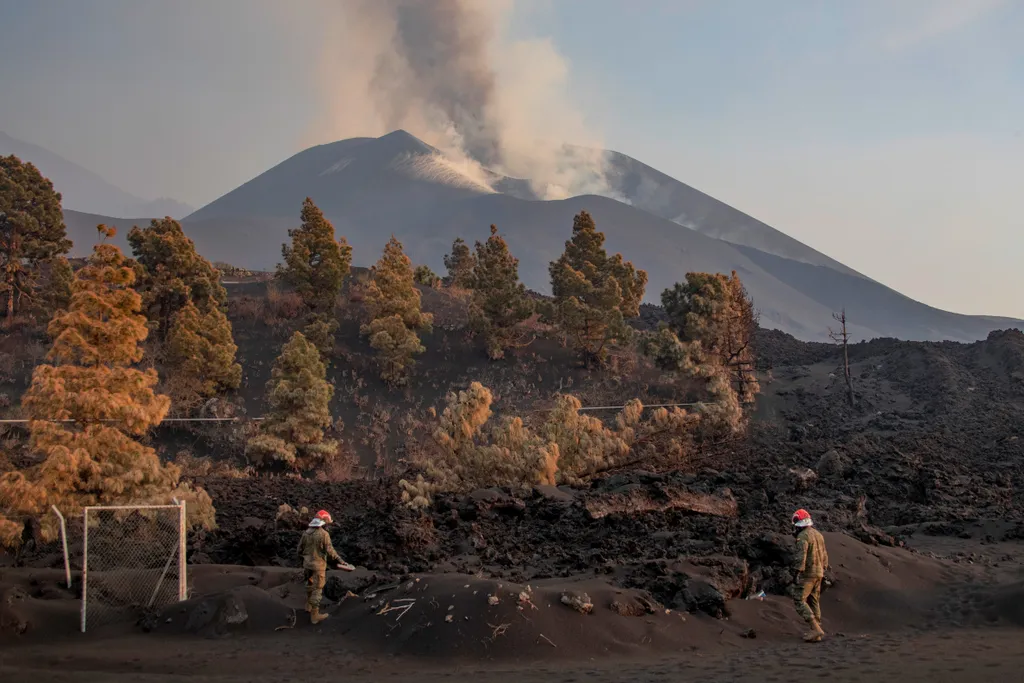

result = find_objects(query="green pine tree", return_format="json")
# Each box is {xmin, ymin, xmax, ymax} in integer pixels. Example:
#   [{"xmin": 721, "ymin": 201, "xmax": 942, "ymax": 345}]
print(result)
[
  {"xmin": 278, "ymin": 198, "xmax": 352, "ymax": 317},
  {"xmin": 469, "ymin": 225, "xmax": 534, "ymax": 359},
  {"xmin": 656, "ymin": 271, "xmax": 759, "ymax": 405},
  {"xmin": 0, "ymin": 155, "xmax": 72, "ymax": 326},
  {"xmin": 443, "ymin": 237, "xmax": 476, "ymax": 288},
  {"xmin": 245, "ymin": 331, "xmax": 338, "ymax": 472},
  {"xmin": 38, "ymin": 255, "xmax": 75, "ymax": 317},
  {"xmin": 361, "ymin": 236, "xmax": 434, "ymax": 385},
  {"xmin": 127, "ymin": 217, "xmax": 226, "ymax": 342},
  {"xmin": 546, "ymin": 210, "xmax": 647, "ymax": 367},
  {"xmin": 164, "ymin": 298, "xmax": 242, "ymax": 408}
]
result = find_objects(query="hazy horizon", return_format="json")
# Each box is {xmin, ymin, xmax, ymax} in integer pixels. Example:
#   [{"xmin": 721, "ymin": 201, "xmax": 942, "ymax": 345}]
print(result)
[{"xmin": 0, "ymin": 0, "xmax": 1020, "ymax": 319}]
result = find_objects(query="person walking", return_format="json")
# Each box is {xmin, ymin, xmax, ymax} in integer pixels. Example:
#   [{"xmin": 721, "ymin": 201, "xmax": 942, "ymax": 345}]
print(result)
[
  {"xmin": 791, "ymin": 508, "xmax": 829, "ymax": 642},
  {"xmin": 297, "ymin": 509, "xmax": 354, "ymax": 624}
]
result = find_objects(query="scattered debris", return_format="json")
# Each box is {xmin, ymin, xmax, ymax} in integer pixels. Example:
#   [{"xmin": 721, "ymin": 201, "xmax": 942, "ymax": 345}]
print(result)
[
  {"xmin": 274, "ymin": 609, "xmax": 297, "ymax": 631},
  {"xmin": 377, "ymin": 598, "xmax": 416, "ymax": 621},
  {"xmin": 560, "ymin": 591, "xmax": 593, "ymax": 615},
  {"xmin": 487, "ymin": 622, "xmax": 510, "ymax": 641}
]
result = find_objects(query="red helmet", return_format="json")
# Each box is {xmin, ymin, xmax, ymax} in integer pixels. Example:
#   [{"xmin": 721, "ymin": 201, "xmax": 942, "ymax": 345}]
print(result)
[
  {"xmin": 792, "ymin": 509, "xmax": 812, "ymax": 527},
  {"xmin": 315, "ymin": 510, "xmax": 333, "ymax": 524}
]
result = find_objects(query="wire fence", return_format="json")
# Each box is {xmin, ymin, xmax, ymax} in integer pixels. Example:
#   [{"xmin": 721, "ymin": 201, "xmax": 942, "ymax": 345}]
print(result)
[
  {"xmin": 0, "ymin": 402, "xmax": 703, "ymax": 425},
  {"xmin": 80, "ymin": 503, "xmax": 187, "ymax": 633}
]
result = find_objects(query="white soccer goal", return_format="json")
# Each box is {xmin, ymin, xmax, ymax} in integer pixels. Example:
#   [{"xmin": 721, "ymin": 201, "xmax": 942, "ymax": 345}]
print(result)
[{"xmin": 80, "ymin": 501, "xmax": 187, "ymax": 633}]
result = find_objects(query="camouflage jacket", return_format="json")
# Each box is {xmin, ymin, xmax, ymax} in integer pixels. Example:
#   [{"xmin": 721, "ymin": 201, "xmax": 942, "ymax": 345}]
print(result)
[
  {"xmin": 298, "ymin": 526, "xmax": 343, "ymax": 571},
  {"xmin": 793, "ymin": 527, "xmax": 829, "ymax": 579}
]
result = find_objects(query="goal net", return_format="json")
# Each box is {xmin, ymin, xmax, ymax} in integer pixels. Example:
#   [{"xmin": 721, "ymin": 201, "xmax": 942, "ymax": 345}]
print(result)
[{"xmin": 80, "ymin": 503, "xmax": 187, "ymax": 633}]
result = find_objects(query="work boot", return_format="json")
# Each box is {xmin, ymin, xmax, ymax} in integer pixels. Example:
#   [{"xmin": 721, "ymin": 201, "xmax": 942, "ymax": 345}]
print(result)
[
  {"xmin": 803, "ymin": 620, "xmax": 824, "ymax": 643},
  {"xmin": 310, "ymin": 608, "xmax": 329, "ymax": 625}
]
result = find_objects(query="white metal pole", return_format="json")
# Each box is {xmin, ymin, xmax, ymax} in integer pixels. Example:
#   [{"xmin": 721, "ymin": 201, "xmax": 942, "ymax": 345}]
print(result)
[
  {"xmin": 80, "ymin": 508, "xmax": 89, "ymax": 633},
  {"xmin": 51, "ymin": 505, "xmax": 71, "ymax": 589},
  {"xmin": 178, "ymin": 500, "xmax": 187, "ymax": 601}
]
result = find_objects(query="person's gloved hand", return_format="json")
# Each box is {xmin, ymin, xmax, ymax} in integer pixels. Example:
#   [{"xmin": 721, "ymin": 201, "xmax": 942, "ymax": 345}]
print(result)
[{"xmin": 336, "ymin": 561, "xmax": 355, "ymax": 571}]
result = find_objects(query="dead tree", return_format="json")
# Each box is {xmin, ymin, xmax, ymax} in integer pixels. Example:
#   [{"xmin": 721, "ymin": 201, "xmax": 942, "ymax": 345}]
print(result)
[{"xmin": 828, "ymin": 309, "xmax": 854, "ymax": 406}]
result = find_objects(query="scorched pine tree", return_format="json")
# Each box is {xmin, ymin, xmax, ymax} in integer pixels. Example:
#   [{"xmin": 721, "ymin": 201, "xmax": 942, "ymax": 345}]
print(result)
[
  {"xmin": 0, "ymin": 226, "xmax": 214, "ymax": 548},
  {"xmin": 361, "ymin": 237, "xmax": 433, "ymax": 385}
]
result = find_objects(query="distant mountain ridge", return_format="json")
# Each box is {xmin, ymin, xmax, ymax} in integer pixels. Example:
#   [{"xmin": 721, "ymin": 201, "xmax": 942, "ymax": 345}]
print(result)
[
  {"xmin": 0, "ymin": 131, "xmax": 193, "ymax": 218},
  {"xmin": 57, "ymin": 130, "xmax": 1020, "ymax": 343}
]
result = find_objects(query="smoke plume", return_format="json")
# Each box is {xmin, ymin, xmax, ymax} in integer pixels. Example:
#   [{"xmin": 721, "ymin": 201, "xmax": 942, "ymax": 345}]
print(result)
[{"xmin": 306, "ymin": 0, "xmax": 615, "ymax": 199}]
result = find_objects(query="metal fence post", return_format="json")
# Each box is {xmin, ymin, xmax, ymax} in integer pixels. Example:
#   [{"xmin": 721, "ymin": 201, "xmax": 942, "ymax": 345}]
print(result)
[
  {"xmin": 51, "ymin": 505, "xmax": 71, "ymax": 589},
  {"xmin": 178, "ymin": 499, "xmax": 187, "ymax": 601},
  {"xmin": 80, "ymin": 507, "xmax": 89, "ymax": 634}
]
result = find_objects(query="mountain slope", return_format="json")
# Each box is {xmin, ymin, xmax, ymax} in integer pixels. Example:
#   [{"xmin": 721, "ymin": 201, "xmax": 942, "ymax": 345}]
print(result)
[
  {"xmin": 68, "ymin": 129, "xmax": 1018, "ymax": 343},
  {"xmin": 597, "ymin": 148, "xmax": 866, "ymax": 278},
  {"xmin": 1, "ymin": 131, "xmax": 193, "ymax": 218}
]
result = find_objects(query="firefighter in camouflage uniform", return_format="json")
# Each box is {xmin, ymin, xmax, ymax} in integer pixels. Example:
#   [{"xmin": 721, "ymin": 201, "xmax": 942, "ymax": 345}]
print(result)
[
  {"xmin": 297, "ymin": 509, "xmax": 354, "ymax": 624},
  {"xmin": 791, "ymin": 508, "xmax": 829, "ymax": 642}
]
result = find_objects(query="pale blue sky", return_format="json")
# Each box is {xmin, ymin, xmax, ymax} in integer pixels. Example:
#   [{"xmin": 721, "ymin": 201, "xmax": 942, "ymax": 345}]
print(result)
[{"xmin": 0, "ymin": 0, "xmax": 1020, "ymax": 317}]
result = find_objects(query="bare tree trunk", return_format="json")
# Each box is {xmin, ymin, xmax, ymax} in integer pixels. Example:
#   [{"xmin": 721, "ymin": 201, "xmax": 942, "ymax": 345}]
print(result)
[
  {"xmin": 4, "ymin": 278, "xmax": 13, "ymax": 328},
  {"xmin": 828, "ymin": 309, "xmax": 854, "ymax": 406}
]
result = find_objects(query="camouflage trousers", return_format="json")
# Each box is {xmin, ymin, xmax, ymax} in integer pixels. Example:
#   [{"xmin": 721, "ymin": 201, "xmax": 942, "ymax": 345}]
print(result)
[
  {"xmin": 304, "ymin": 568, "xmax": 326, "ymax": 610},
  {"xmin": 791, "ymin": 577, "xmax": 822, "ymax": 625}
]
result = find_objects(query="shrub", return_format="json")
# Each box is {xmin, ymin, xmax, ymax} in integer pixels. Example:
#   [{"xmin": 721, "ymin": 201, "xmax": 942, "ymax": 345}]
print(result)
[{"xmin": 399, "ymin": 382, "xmax": 708, "ymax": 507}]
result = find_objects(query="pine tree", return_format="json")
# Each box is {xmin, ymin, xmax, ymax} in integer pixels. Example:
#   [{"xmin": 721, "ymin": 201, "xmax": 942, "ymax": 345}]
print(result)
[
  {"xmin": 361, "ymin": 237, "xmax": 433, "ymax": 385},
  {"xmin": 0, "ymin": 155, "xmax": 72, "ymax": 326},
  {"xmin": 127, "ymin": 217, "xmax": 226, "ymax": 342},
  {"xmin": 443, "ymin": 237, "xmax": 476, "ymax": 288},
  {"xmin": 301, "ymin": 315, "xmax": 340, "ymax": 358},
  {"xmin": 547, "ymin": 210, "xmax": 647, "ymax": 367},
  {"xmin": 0, "ymin": 226, "xmax": 214, "ymax": 548},
  {"xmin": 245, "ymin": 331, "xmax": 337, "ymax": 472},
  {"xmin": 164, "ymin": 298, "xmax": 242, "ymax": 408},
  {"xmin": 660, "ymin": 271, "xmax": 759, "ymax": 404},
  {"xmin": 413, "ymin": 265, "xmax": 441, "ymax": 288},
  {"xmin": 128, "ymin": 217, "xmax": 241, "ymax": 405},
  {"xmin": 278, "ymin": 198, "xmax": 352, "ymax": 317},
  {"xmin": 469, "ymin": 225, "xmax": 534, "ymax": 359},
  {"xmin": 38, "ymin": 255, "xmax": 74, "ymax": 316}
]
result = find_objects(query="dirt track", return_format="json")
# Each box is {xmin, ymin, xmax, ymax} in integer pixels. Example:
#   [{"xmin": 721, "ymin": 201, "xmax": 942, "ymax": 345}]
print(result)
[
  {"xmin": 3, "ymin": 629, "xmax": 1024, "ymax": 683},
  {"xmin": 6, "ymin": 531, "xmax": 1024, "ymax": 682}
]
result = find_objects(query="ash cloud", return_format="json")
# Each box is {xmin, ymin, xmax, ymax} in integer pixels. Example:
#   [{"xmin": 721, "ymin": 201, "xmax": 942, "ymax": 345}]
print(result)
[{"xmin": 306, "ymin": 0, "xmax": 616, "ymax": 200}]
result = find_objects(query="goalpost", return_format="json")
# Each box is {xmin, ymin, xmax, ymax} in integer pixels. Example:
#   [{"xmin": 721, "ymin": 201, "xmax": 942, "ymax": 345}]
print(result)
[{"xmin": 79, "ymin": 501, "xmax": 188, "ymax": 633}]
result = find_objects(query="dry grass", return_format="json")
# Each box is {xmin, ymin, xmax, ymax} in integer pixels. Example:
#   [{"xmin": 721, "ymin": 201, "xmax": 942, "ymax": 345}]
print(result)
[
  {"xmin": 583, "ymin": 486, "xmax": 738, "ymax": 520},
  {"xmin": 264, "ymin": 283, "xmax": 304, "ymax": 323},
  {"xmin": 313, "ymin": 443, "xmax": 359, "ymax": 482},
  {"xmin": 173, "ymin": 451, "xmax": 253, "ymax": 479}
]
